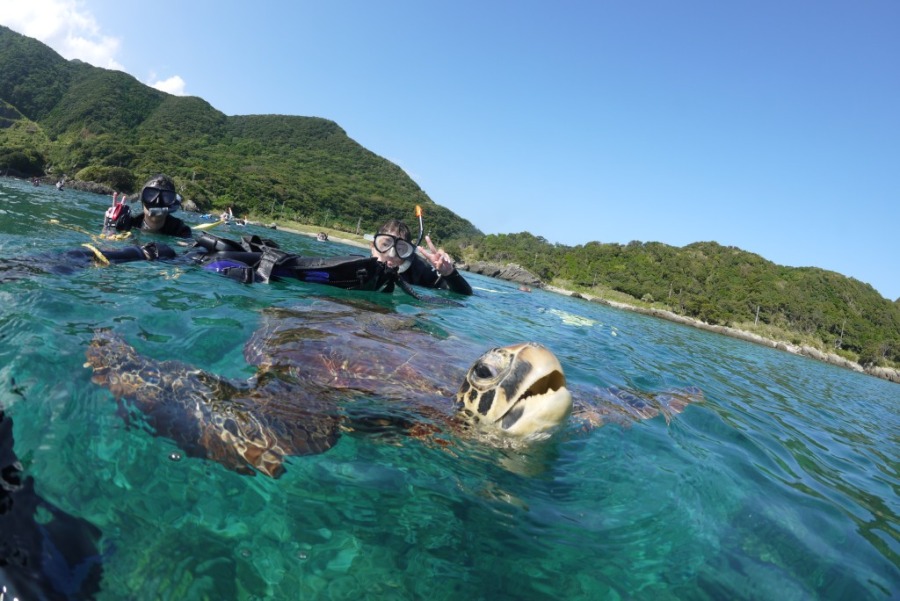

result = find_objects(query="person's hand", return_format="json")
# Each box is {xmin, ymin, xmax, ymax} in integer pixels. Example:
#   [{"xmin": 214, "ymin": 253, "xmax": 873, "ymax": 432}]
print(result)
[
  {"xmin": 419, "ymin": 235, "xmax": 455, "ymax": 276},
  {"xmin": 113, "ymin": 204, "xmax": 131, "ymax": 230}
]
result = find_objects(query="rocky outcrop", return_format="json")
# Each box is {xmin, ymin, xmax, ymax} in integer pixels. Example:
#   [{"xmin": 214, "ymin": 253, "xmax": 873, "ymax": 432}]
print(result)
[
  {"xmin": 59, "ymin": 179, "xmax": 113, "ymax": 194},
  {"xmin": 458, "ymin": 261, "xmax": 542, "ymax": 287},
  {"xmin": 865, "ymin": 366, "xmax": 900, "ymax": 384}
]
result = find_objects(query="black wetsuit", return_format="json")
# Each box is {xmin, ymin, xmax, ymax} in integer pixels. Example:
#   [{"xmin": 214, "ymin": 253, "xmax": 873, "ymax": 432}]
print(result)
[
  {"xmin": 401, "ymin": 254, "xmax": 472, "ymax": 295},
  {"xmin": 119, "ymin": 213, "xmax": 192, "ymax": 238},
  {"xmin": 1, "ymin": 410, "xmax": 104, "ymax": 599}
]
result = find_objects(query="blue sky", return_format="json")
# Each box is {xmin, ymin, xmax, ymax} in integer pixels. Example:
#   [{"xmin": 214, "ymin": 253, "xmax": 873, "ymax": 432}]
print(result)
[{"xmin": 2, "ymin": 0, "xmax": 898, "ymax": 300}]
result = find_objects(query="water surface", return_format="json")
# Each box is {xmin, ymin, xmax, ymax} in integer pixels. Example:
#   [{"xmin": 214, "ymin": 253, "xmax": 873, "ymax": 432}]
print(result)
[{"xmin": 1, "ymin": 178, "xmax": 897, "ymax": 600}]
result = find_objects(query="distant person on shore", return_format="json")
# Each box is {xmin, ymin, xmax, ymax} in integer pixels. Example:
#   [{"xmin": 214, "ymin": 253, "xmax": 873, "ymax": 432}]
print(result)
[
  {"xmin": 371, "ymin": 218, "xmax": 472, "ymax": 295},
  {"xmin": 106, "ymin": 174, "xmax": 191, "ymax": 238}
]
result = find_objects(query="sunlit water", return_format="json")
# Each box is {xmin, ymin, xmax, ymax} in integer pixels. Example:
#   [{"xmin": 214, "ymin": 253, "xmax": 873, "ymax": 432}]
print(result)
[{"xmin": 0, "ymin": 178, "xmax": 897, "ymax": 600}]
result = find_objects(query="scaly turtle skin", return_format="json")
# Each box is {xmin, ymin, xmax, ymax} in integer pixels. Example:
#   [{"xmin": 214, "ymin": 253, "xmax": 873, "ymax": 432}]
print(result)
[{"xmin": 85, "ymin": 299, "xmax": 699, "ymax": 477}]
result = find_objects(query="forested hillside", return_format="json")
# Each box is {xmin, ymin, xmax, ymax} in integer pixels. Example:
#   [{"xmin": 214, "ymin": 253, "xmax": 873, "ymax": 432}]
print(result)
[
  {"xmin": 0, "ymin": 25, "xmax": 480, "ymax": 240},
  {"xmin": 1, "ymin": 25, "xmax": 897, "ymax": 370},
  {"xmin": 455, "ymin": 233, "xmax": 900, "ymax": 366}
]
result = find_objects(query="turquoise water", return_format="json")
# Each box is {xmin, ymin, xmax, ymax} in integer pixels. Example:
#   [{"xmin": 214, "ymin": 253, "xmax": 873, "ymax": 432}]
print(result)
[{"xmin": 0, "ymin": 177, "xmax": 897, "ymax": 600}]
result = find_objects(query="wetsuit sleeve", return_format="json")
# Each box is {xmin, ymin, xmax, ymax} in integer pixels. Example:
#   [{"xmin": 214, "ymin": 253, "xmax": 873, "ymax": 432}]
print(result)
[
  {"xmin": 403, "ymin": 256, "xmax": 473, "ymax": 295},
  {"xmin": 439, "ymin": 269, "xmax": 473, "ymax": 295},
  {"xmin": 162, "ymin": 216, "xmax": 192, "ymax": 238}
]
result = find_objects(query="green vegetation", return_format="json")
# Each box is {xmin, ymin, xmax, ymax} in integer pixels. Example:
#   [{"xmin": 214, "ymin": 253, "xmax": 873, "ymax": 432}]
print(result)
[
  {"xmin": 1, "ymin": 25, "xmax": 897, "ymax": 369},
  {"xmin": 0, "ymin": 26, "xmax": 480, "ymax": 240},
  {"xmin": 448, "ymin": 233, "xmax": 899, "ymax": 367}
]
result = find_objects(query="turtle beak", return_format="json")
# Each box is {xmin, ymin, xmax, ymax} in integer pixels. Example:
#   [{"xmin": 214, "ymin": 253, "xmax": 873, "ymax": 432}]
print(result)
[
  {"xmin": 497, "ymin": 343, "xmax": 572, "ymax": 437},
  {"xmin": 459, "ymin": 343, "xmax": 572, "ymax": 438}
]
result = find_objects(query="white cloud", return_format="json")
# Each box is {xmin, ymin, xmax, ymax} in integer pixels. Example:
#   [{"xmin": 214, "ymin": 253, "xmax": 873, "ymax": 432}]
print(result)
[
  {"xmin": 0, "ymin": 0, "xmax": 124, "ymax": 70},
  {"xmin": 149, "ymin": 75, "xmax": 187, "ymax": 96},
  {"xmin": 0, "ymin": 0, "xmax": 186, "ymax": 93}
]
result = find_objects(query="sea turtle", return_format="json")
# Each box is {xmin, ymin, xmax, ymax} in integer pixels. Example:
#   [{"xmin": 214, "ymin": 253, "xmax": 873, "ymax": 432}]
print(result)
[{"xmin": 85, "ymin": 298, "xmax": 700, "ymax": 478}]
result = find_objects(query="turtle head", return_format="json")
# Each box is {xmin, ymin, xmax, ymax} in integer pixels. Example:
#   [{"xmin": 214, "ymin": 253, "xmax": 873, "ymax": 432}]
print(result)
[{"xmin": 456, "ymin": 343, "xmax": 572, "ymax": 438}]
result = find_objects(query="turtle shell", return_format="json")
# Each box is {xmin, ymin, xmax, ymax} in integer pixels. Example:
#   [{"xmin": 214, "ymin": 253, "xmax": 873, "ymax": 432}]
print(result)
[{"xmin": 244, "ymin": 300, "xmax": 472, "ymax": 403}]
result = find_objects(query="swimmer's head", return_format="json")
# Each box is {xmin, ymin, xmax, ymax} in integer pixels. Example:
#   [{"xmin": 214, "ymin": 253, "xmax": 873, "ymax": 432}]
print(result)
[
  {"xmin": 372, "ymin": 219, "xmax": 414, "ymax": 270},
  {"xmin": 140, "ymin": 174, "xmax": 182, "ymax": 219}
]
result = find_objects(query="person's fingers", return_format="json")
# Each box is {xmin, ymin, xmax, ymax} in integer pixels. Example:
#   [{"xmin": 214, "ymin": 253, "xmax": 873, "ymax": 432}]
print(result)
[{"xmin": 420, "ymin": 236, "xmax": 454, "ymax": 273}]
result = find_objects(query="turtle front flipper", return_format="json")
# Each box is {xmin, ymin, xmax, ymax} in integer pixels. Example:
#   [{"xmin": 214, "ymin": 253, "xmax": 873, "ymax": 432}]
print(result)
[
  {"xmin": 572, "ymin": 385, "xmax": 704, "ymax": 429},
  {"xmin": 85, "ymin": 331, "xmax": 340, "ymax": 478}
]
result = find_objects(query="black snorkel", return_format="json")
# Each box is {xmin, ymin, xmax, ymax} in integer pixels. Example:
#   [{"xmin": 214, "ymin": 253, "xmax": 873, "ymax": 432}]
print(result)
[{"xmin": 414, "ymin": 205, "xmax": 425, "ymax": 248}]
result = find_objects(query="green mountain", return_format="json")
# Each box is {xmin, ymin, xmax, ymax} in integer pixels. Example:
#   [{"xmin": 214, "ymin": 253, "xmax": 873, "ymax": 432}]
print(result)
[
  {"xmin": 0, "ymin": 25, "xmax": 480, "ymax": 240},
  {"xmin": 1, "ymin": 25, "xmax": 897, "ymax": 370}
]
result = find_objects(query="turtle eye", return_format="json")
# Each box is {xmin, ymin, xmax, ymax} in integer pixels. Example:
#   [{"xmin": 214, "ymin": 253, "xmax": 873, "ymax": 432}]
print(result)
[{"xmin": 473, "ymin": 362, "xmax": 495, "ymax": 379}]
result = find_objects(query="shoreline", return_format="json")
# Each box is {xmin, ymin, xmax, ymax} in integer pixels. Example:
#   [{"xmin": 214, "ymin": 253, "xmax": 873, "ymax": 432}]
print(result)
[
  {"xmin": 242, "ymin": 224, "xmax": 900, "ymax": 386},
  {"xmin": 273, "ymin": 224, "xmax": 370, "ymax": 250},
  {"xmin": 543, "ymin": 285, "xmax": 900, "ymax": 385}
]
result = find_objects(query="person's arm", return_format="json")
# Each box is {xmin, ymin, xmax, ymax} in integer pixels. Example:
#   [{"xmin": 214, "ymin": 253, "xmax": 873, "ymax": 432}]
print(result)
[
  {"xmin": 162, "ymin": 216, "xmax": 192, "ymax": 238},
  {"xmin": 437, "ymin": 268, "xmax": 472, "ymax": 295},
  {"xmin": 413, "ymin": 238, "xmax": 473, "ymax": 296},
  {"xmin": 403, "ymin": 248, "xmax": 472, "ymax": 296}
]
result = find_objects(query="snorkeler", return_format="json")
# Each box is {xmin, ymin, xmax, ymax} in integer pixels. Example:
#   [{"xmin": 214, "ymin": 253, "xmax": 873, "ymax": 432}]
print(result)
[
  {"xmin": 105, "ymin": 174, "xmax": 191, "ymax": 238},
  {"xmin": 371, "ymin": 209, "xmax": 472, "ymax": 296}
]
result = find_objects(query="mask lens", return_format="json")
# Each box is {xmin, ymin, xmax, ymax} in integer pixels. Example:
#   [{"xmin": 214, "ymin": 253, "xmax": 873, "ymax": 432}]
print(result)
[
  {"xmin": 374, "ymin": 234, "xmax": 394, "ymax": 253},
  {"xmin": 141, "ymin": 187, "xmax": 161, "ymax": 205},
  {"xmin": 394, "ymin": 239, "xmax": 414, "ymax": 259}
]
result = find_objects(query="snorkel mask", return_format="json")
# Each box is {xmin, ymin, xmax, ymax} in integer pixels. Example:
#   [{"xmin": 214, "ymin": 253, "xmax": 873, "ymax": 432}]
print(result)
[
  {"xmin": 141, "ymin": 186, "xmax": 182, "ymax": 217},
  {"xmin": 373, "ymin": 206, "xmax": 426, "ymax": 270}
]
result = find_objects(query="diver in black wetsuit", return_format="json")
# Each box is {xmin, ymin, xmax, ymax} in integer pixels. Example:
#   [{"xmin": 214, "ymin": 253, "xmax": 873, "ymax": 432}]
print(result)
[
  {"xmin": 106, "ymin": 174, "xmax": 192, "ymax": 238},
  {"xmin": 0, "ymin": 410, "xmax": 104, "ymax": 599},
  {"xmin": 371, "ymin": 219, "xmax": 472, "ymax": 296}
]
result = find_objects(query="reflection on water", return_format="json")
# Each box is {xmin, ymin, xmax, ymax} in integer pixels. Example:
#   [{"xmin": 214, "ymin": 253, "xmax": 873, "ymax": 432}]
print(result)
[{"xmin": 1, "ymin": 177, "xmax": 897, "ymax": 600}]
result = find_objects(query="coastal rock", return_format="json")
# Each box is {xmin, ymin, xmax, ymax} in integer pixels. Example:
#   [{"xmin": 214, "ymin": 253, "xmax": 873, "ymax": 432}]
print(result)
[
  {"xmin": 459, "ymin": 261, "xmax": 541, "ymax": 287},
  {"xmin": 865, "ymin": 366, "xmax": 900, "ymax": 384},
  {"xmin": 59, "ymin": 179, "xmax": 113, "ymax": 194}
]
